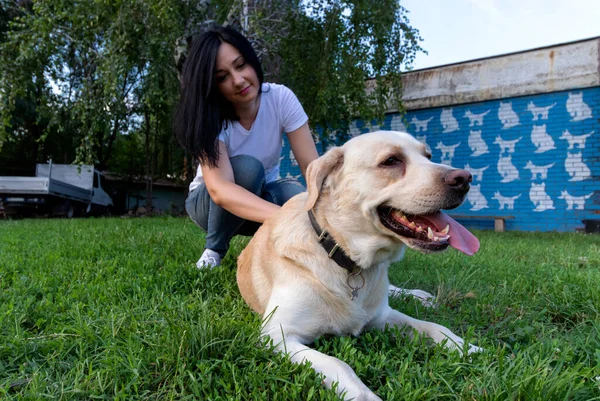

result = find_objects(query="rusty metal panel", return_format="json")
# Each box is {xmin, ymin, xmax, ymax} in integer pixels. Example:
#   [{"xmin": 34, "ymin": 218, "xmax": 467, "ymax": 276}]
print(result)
[{"xmin": 397, "ymin": 37, "xmax": 600, "ymax": 111}]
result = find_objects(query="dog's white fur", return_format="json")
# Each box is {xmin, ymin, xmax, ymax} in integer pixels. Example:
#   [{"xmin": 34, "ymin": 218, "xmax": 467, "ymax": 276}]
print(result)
[{"xmin": 237, "ymin": 131, "xmax": 481, "ymax": 401}]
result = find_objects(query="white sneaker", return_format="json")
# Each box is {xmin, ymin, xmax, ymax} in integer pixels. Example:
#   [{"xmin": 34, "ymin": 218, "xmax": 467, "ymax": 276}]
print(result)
[{"xmin": 196, "ymin": 249, "xmax": 222, "ymax": 269}]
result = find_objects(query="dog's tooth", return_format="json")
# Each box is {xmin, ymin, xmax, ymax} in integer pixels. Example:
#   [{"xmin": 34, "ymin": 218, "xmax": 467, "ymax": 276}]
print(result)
[
  {"xmin": 441, "ymin": 225, "xmax": 450, "ymax": 235},
  {"xmin": 408, "ymin": 221, "xmax": 416, "ymax": 229},
  {"xmin": 427, "ymin": 227, "xmax": 434, "ymax": 239},
  {"xmin": 393, "ymin": 210, "xmax": 406, "ymax": 220},
  {"xmin": 416, "ymin": 226, "xmax": 424, "ymax": 232}
]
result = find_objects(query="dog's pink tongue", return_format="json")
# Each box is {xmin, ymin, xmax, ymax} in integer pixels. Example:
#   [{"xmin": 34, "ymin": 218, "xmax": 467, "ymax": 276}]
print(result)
[{"xmin": 426, "ymin": 212, "xmax": 480, "ymax": 256}]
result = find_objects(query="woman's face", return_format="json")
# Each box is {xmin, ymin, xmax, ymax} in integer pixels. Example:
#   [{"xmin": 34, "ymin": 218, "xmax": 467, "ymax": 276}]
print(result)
[{"xmin": 214, "ymin": 42, "xmax": 259, "ymax": 106}]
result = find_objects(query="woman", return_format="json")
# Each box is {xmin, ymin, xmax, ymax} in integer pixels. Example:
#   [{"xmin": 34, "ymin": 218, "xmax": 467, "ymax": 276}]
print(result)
[{"xmin": 174, "ymin": 26, "xmax": 319, "ymax": 269}]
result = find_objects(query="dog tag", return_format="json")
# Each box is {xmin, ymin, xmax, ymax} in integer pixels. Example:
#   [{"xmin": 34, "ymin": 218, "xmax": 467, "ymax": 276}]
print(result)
[{"xmin": 347, "ymin": 269, "xmax": 365, "ymax": 301}]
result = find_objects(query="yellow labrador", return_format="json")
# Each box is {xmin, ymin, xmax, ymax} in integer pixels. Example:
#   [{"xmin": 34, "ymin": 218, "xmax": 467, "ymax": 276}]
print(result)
[{"xmin": 237, "ymin": 131, "xmax": 481, "ymax": 401}]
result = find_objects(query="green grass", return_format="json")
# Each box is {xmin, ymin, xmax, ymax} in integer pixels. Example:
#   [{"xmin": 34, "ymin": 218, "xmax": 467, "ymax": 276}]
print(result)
[{"xmin": 1, "ymin": 216, "xmax": 599, "ymax": 400}]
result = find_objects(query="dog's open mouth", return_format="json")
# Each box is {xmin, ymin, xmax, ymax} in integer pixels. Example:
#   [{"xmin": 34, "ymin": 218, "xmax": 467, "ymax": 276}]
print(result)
[
  {"xmin": 377, "ymin": 206, "xmax": 480, "ymax": 255},
  {"xmin": 379, "ymin": 207, "xmax": 449, "ymax": 242}
]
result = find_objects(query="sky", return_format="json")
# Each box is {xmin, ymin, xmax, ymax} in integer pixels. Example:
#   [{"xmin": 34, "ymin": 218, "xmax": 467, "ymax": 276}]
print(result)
[{"xmin": 401, "ymin": 0, "xmax": 600, "ymax": 70}]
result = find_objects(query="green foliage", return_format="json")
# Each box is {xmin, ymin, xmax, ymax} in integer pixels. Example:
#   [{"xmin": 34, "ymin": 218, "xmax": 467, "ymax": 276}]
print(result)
[
  {"xmin": 0, "ymin": 0, "xmax": 187, "ymax": 176},
  {"xmin": 0, "ymin": 0, "xmax": 424, "ymax": 177},
  {"xmin": 1, "ymin": 218, "xmax": 599, "ymax": 400},
  {"xmin": 105, "ymin": 130, "xmax": 146, "ymax": 177},
  {"xmin": 275, "ymin": 0, "xmax": 423, "ymax": 147}
]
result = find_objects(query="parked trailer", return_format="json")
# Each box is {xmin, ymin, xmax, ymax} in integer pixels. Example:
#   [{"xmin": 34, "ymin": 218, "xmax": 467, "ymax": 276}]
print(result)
[{"xmin": 0, "ymin": 161, "xmax": 113, "ymax": 218}]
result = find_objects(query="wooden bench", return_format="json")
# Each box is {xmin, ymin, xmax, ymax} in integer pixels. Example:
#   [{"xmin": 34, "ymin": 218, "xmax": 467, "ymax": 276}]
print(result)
[{"xmin": 448, "ymin": 215, "xmax": 514, "ymax": 232}]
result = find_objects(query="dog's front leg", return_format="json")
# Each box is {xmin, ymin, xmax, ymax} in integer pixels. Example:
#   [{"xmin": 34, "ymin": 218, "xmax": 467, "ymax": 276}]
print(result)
[
  {"xmin": 388, "ymin": 284, "xmax": 436, "ymax": 308},
  {"xmin": 374, "ymin": 307, "xmax": 482, "ymax": 355},
  {"xmin": 267, "ymin": 331, "xmax": 382, "ymax": 401}
]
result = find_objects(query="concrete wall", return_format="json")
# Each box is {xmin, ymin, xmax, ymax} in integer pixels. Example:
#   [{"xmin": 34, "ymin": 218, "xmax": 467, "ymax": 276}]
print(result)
[
  {"xmin": 397, "ymin": 37, "xmax": 600, "ymax": 110},
  {"xmin": 280, "ymin": 38, "xmax": 600, "ymax": 232}
]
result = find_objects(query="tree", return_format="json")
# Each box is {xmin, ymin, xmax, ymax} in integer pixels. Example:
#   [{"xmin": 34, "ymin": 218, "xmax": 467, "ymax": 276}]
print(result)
[
  {"xmin": 276, "ymin": 0, "xmax": 423, "ymax": 148},
  {"xmin": 0, "ymin": 0, "xmax": 423, "ymax": 183},
  {"xmin": 0, "ymin": 0, "xmax": 56, "ymax": 174}
]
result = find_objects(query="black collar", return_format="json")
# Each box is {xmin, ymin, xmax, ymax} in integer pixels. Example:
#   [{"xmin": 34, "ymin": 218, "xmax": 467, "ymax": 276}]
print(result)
[{"xmin": 307, "ymin": 209, "xmax": 360, "ymax": 273}]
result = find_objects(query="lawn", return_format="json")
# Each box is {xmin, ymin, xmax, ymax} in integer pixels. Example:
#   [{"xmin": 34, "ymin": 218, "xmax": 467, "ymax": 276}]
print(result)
[{"xmin": 1, "ymin": 216, "xmax": 599, "ymax": 400}]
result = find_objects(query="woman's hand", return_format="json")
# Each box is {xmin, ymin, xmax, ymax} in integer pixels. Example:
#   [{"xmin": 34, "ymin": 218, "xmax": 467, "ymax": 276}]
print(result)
[{"xmin": 201, "ymin": 141, "xmax": 280, "ymax": 223}]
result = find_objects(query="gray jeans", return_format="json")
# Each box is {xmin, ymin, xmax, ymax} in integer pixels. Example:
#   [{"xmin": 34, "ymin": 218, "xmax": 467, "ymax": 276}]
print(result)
[{"xmin": 185, "ymin": 155, "xmax": 305, "ymax": 257}]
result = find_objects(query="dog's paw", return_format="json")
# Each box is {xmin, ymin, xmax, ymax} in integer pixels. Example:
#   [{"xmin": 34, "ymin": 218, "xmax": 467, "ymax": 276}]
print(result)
[
  {"xmin": 339, "ymin": 383, "xmax": 383, "ymax": 401},
  {"xmin": 467, "ymin": 343, "xmax": 484, "ymax": 355},
  {"xmin": 451, "ymin": 341, "xmax": 484, "ymax": 359},
  {"xmin": 439, "ymin": 336, "xmax": 483, "ymax": 358},
  {"xmin": 344, "ymin": 391, "xmax": 382, "ymax": 401},
  {"xmin": 388, "ymin": 285, "xmax": 436, "ymax": 308}
]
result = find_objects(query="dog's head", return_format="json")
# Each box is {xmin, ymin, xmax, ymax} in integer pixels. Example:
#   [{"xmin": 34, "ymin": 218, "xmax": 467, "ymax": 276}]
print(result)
[{"xmin": 305, "ymin": 131, "xmax": 479, "ymax": 257}]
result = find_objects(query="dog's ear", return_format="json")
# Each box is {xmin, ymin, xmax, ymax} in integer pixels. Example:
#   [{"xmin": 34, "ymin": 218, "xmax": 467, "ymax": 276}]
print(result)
[{"xmin": 304, "ymin": 146, "xmax": 344, "ymax": 210}]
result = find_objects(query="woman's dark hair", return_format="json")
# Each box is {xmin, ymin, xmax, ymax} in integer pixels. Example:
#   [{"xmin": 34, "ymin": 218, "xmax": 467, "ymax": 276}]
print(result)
[{"xmin": 174, "ymin": 26, "xmax": 264, "ymax": 167}]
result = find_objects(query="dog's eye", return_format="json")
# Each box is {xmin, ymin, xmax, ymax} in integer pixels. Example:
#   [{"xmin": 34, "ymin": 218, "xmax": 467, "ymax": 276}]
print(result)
[{"xmin": 382, "ymin": 156, "xmax": 401, "ymax": 166}]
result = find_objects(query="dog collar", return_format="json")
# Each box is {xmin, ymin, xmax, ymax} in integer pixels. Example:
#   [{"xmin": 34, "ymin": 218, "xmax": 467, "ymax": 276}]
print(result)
[{"xmin": 307, "ymin": 209, "xmax": 360, "ymax": 273}]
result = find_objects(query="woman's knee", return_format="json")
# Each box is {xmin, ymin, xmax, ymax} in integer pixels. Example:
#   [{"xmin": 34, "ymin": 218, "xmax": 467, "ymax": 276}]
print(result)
[
  {"xmin": 230, "ymin": 155, "xmax": 265, "ymax": 192},
  {"xmin": 185, "ymin": 187, "xmax": 209, "ymax": 231},
  {"xmin": 264, "ymin": 178, "xmax": 306, "ymax": 206}
]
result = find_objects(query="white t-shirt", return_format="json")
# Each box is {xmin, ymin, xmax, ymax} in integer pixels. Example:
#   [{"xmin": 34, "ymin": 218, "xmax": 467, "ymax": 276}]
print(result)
[{"xmin": 189, "ymin": 83, "xmax": 308, "ymax": 192}]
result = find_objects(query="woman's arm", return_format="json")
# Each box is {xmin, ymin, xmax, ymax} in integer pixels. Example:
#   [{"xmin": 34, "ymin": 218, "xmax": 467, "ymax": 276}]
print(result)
[
  {"xmin": 287, "ymin": 122, "xmax": 319, "ymax": 179},
  {"xmin": 202, "ymin": 141, "xmax": 280, "ymax": 223}
]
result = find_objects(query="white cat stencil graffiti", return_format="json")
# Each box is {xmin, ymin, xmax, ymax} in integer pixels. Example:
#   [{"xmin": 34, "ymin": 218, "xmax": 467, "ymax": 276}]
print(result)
[
  {"xmin": 494, "ymin": 135, "xmax": 521, "ymax": 154},
  {"xmin": 468, "ymin": 130, "xmax": 489, "ymax": 156},
  {"xmin": 524, "ymin": 161, "xmax": 555, "ymax": 180},
  {"xmin": 566, "ymin": 92, "xmax": 593, "ymax": 121},
  {"xmin": 289, "ymin": 150, "xmax": 298, "ymax": 166},
  {"xmin": 440, "ymin": 108, "xmax": 459, "ymax": 133},
  {"xmin": 416, "ymin": 135, "xmax": 432, "ymax": 154},
  {"xmin": 435, "ymin": 141, "xmax": 461, "ymax": 165},
  {"xmin": 365, "ymin": 122, "xmax": 381, "ymax": 132},
  {"xmin": 464, "ymin": 109, "xmax": 490, "ymax": 127},
  {"xmin": 565, "ymin": 152, "xmax": 591, "ymax": 181},
  {"xmin": 390, "ymin": 114, "xmax": 408, "ymax": 132},
  {"xmin": 559, "ymin": 130, "xmax": 593, "ymax": 150},
  {"xmin": 466, "ymin": 184, "xmax": 489, "ymax": 211},
  {"xmin": 492, "ymin": 192, "xmax": 521, "ymax": 210},
  {"xmin": 529, "ymin": 183, "xmax": 555, "ymax": 212},
  {"xmin": 464, "ymin": 164, "xmax": 489, "ymax": 182},
  {"xmin": 558, "ymin": 191, "xmax": 594, "ymax": 210},
  {"xmin": 498, "ymin": 102, "xmax": 520, "ymax": 129},
  {"xmin": 311, "ymin": 133, "xmax": 321, "ymax": 145},
  {"xmin": 285, "ymin": 171, "xmax": 301, "ymax": 180},
  {"xmin": 348, "ymin": 121, "xmax": 361, "ymax": 138},
  {"xmin": 410, "ymin": 116, "xmax": 433, "ymax": 132},
  {"xmin": 527, "ymin": 101, "xmax": 556, "ymax": 121},
  {"xmin": 497, "ymin": 155, "xmax": 519, "ymax": 183},
  {"xmin": 530, "ymin": 124, "xmax": 556, "ymax": 153}
]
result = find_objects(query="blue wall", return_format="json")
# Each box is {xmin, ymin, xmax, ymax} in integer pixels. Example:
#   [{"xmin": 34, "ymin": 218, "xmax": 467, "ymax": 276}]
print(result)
[{"xmin": 280, "ymin": 87, "xmax": 599, "ymax": 232}]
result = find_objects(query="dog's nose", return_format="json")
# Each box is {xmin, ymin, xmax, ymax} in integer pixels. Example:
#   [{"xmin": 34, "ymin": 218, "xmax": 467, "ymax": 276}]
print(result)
[{"xmin": 444, "ymin": 169, "xmax": 472, "ymax": 193}]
